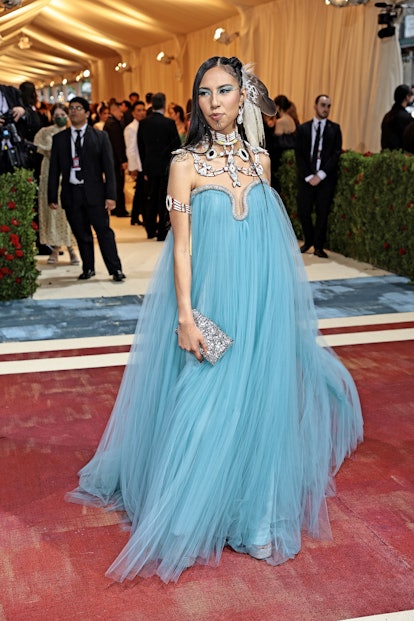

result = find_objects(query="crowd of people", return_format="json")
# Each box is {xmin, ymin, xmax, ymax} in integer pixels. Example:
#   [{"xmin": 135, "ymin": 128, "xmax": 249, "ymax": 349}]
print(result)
[
  {"xmin": 0, "ymin": 83, "xmax": 190, "ymax": 280},
  {"xmin": 2, "ymin": 77, "xmax": 413, "ymax": 277}
]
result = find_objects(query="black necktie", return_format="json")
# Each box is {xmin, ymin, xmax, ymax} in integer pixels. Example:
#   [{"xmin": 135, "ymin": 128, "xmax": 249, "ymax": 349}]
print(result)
[
  {"xmin": 74, "ymin": 130, "xmax": 83, "ymax": 181},
  {"xmin": 75, "ymin": 129, "xmax": 82, "ymax": 157},
  {"xmin": 311, "ymin": 122, "xmax": 321, "ymax": 173}
]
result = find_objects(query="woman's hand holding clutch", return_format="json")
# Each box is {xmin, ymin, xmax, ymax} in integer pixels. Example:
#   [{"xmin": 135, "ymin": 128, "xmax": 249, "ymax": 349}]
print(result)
[
  {"xmin": 176, "ymin": 320, "xmax": 207, "ymax": 362},
  {"xmin": 176, "ymin": 311, "xmax": 233, "ymax": 365}
]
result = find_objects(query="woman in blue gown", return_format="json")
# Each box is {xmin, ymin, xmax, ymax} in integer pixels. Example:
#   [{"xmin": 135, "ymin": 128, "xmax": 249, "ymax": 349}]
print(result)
[{"xmin": 66, "ymin": 56, "xmax": 363, "ymax": 583}]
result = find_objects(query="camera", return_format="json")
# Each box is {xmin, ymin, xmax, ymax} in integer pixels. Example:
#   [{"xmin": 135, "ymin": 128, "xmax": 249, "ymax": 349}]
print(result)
[
  {"xmin": 0, "ymin": 111, "xmax": 15, "ymax": 124},
  {"xmin": 0, "ymin": 110, "xmax": 37, "ymax": 173},
  {"xmin": 375, "ymin": 2, "xmax": 401, "ymax": 39}
]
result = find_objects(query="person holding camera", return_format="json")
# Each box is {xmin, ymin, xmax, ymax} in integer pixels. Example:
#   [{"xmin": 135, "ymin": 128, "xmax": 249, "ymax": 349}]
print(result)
[
  {"xmin": 0, "ymin": 85, "xmax": 25, "ymax": 126},
  {"xmin": 0, "ymin": 84, "xmax": 27, "ymax": 174}
]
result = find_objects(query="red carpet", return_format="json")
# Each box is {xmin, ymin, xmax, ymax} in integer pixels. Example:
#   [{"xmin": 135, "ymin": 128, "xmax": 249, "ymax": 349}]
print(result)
[
  {"xmin": 320, "ymin": 320, "xmax": 414, "ymax": 335},
  {"xmin": 1, "ymin": 341, "xmax": 413, "ymax": 621}
]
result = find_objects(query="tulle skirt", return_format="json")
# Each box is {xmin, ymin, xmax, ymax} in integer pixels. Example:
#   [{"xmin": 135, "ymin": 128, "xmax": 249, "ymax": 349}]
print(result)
[{"xmin": 66, "ymin": 181, "xmax": 363, "ymax": 583}]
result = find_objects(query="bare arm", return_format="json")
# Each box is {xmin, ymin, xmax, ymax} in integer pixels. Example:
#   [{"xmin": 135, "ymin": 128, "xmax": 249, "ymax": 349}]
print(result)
[
  {"xmin": 168, "ymin": 153, "xmax": 206, "ymax": 361},
  {"xmin": 260, "ymin": 151, "xmax": 272, "ymax": 184}
]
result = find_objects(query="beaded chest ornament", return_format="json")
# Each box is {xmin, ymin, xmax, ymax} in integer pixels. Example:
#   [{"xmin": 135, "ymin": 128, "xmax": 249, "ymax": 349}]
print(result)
[{"xmin": 192, "ymin": 130, "xmax": 264, "ymax": 188}]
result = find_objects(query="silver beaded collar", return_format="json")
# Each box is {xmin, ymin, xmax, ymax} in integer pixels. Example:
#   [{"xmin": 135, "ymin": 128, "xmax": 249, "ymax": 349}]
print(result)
[
  {"xmin": 211, "ymin": 130, "xmax": 239, "ymax": 146},
  {"xmin": 191, "ymin": 132, "xmax": 265, "ymax": 188}
]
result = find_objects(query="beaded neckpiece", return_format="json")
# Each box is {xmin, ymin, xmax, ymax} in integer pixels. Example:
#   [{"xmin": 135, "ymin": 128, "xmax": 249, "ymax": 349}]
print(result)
[{"xmin": 191, "ymin": 130, "xmax": 265, "ymax": 188}]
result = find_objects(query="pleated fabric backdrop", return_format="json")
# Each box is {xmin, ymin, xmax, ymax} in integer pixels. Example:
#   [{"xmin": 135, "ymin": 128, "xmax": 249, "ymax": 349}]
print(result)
[{"xmin": 129, "ymin": 0, "xmax": 401, "ymax": 154}]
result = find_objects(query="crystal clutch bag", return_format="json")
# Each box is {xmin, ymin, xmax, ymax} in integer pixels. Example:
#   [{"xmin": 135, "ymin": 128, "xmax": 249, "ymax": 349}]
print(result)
[
  {"xmin": 192, "ymin": 309, "xmax": 233, "ymax": 365},
  {"xmin": 176, "ymin": 309, "xmax": 233, "ymax": 365}
]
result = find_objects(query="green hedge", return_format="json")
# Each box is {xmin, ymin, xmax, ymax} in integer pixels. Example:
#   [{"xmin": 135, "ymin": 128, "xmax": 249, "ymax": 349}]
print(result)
[
  {"xmin": 278, "ymin": 149, "xmax": 414, "ymax": 281},
  {"xmin": 0, "ymin": 168, "xmax": 39, "ymax": 300}
]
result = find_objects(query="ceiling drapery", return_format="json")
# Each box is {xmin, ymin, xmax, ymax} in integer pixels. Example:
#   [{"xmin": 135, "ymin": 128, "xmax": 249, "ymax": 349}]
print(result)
[{"xmin": 0, "ymin": 0, "xmax": 261, "ymax": 84}]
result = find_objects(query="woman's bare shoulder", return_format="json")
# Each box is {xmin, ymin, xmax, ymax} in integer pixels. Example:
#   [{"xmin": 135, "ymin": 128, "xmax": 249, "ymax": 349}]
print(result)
[
  {"xmin": 169, "ymin": 149, "xmax": 194, "ymax": 193},
  {"xmin": 275, "ymin": 115, "xmax": 296, "ymax": 134},
  {"xmin": 170, "ymin": 149, "xmax": 195, "ymax": 181},
  {"xmin": 171, "ymin": 148, "xmax": 194, "ymax": 166}
]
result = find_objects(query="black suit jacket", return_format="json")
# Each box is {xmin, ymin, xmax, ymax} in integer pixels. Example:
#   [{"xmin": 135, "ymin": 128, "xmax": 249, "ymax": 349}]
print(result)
[
  {"xmin": 295, "ymin": 119, "xmax": 342, "ymax": 182},
  {"xmin": 381, "ymin": 106, "xmax": 413, "ymax": 151},
  {"xmin": 0, "ymin": 85, "xmax": 23, "ymax": 112},
  {"xmin": 138, "ymin": 111, "xmax": 181, "ymax": 177},
  {"xmin": 103, "ymin": 115, "xmax": 127, "ymax": 166},
  {"xmin": 402, "ymin": 121, "xmax": 414, "ymax": 153},
  {"xmin": 48, "ymin": 125, "xmax": 116, "ymax": 208}
]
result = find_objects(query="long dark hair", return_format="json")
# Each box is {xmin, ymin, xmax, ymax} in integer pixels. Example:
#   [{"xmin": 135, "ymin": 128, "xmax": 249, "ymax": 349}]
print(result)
[
  {"xmin": 275, "ymin": 94, "xmax": 300, "ymax": 127},
  {"xmin": 19, "ymin": 81, "xmax": 37, "ymax": 107},
  {"xmin": 274, "ymin": 95, "xmax": 291, "ymax": 112},
  {"xmin": 172, "ymin": 104, "xmax": 185, "ymax": 123},
  {"xmin": 185, "ymin": 56, "xmax": 246, "ymax": 149}
]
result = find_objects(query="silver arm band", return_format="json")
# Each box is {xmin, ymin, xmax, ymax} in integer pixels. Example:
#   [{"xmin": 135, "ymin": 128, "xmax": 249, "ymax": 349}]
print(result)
[{"xmin": 166, "ymin": 194, "xmax": 192, "ymax": 214}]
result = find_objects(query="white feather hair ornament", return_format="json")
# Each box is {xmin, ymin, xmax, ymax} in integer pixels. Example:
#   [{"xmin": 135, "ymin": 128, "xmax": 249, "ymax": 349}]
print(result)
[{"xmin": 240, "ymin": 64, "xmax": 276, "ymax": 147}]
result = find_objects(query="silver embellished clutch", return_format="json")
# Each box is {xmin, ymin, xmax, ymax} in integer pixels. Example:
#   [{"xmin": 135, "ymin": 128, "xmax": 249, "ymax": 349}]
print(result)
[
  {"xmin": 176, "ymin": 309, "xmax": 233, "ymax": 365},
  {"xmin": 192, "ymin": 309, "xmax": 233, "ymax": 365}
]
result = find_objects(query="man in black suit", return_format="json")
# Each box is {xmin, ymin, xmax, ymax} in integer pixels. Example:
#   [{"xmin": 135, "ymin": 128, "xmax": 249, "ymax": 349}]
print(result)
[
  {"xmin": 120, "ymin": 99, "xmax": 133, "ymax": 129},
  {"xmin": 138, "ymin": 92, "xmax": 181, "ymax": 240},
  {"xmin": 381, "ymin": 84, "xmax": 414, "ymax": 151},
  {"xmin": 48, "ymin": 96, "xmax": 125, "ymax": 282},
  {"xmin": 104, "ymin": 101, "xmax": 129, "ymax": 217},
  {"xmin": 295, "ymin": 94, "xmax": 342, "ymax": 258}
]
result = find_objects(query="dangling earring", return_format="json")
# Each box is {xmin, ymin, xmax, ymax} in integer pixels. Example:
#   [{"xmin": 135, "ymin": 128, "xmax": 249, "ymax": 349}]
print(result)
[{"xmin": 237, "ymin": 105, "xmax": 244, "ymax": 125}]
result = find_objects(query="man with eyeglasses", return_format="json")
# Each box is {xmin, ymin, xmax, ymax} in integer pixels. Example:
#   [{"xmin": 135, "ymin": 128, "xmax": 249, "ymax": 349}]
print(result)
[
  {"xmin": 48, "ymin": 96, "xmax": 125, "ymax": 281},
  {"xmin": 295, "ymin": 94, "xmax": 342, "ymax": 259}
]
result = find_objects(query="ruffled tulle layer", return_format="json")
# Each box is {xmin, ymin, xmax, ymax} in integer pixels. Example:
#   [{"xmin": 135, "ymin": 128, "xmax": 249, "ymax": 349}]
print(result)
[{"xmin": 66, "ymin": 181, "xmax": 363, "ymax": 583}]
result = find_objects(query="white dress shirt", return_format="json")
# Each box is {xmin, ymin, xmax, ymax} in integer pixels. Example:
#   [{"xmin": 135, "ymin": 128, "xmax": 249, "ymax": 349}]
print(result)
[
  {"xmin": 69, "ymin": 123, "xmax": 87, "ymax": 185},
  {"xmin": 0, "ymin": 91, "xmax": 9, "ymax": 115},
  {"xmin": 305, "ymin": 118, "xmax": 327, "ymax": 182},
  {"xmin": 123, "ymin": 119, "xmax": 142, "ymax": 172}
]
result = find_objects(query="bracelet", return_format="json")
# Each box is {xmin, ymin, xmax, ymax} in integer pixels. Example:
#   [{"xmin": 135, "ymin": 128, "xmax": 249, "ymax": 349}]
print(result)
[{"xmin": 166, "ymin": 194, "xmax": 192, "ymax": 214}]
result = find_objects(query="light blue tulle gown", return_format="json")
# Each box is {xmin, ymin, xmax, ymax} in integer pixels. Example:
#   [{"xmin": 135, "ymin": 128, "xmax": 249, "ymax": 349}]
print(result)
[{"xmin": 66, "ymin": 179, "xmax": 363, "ymax": 583}]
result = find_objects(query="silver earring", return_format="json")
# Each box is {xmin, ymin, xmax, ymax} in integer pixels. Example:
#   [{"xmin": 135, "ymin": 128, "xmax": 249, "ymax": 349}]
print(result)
[{"xmin": 237, "ymin": 105, "xmax": 244, "ymax": 125}]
